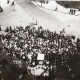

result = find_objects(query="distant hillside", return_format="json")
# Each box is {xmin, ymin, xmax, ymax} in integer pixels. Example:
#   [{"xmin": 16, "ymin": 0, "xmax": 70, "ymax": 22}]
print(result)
[{"xmin": 56, "ymin": 1, "xmax": 80, "ymax": 9}]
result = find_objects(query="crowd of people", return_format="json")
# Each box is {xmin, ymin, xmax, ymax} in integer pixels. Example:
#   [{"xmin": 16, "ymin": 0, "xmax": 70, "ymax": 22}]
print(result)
[
  {"xmin": 0, "ymin": 25, "xmax": 80, "ymax": 78},
  {"xmin": 69, "ymin": 8, "xmax": 76, "ymax": 15}
]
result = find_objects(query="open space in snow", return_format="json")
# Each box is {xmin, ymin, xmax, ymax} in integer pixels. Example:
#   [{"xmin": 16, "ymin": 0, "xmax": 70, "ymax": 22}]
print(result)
[{"xmin": 0, "ymin": 0, "xmax": 80, "ymax": 38}]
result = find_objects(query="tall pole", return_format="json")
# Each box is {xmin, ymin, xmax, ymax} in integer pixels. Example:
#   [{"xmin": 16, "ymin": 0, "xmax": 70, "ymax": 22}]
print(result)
[
  {"xmin": 40, "ymin": 1, "xmax": 42, "ymax": 7},
  {"xmin": 41, "ymin": 1, "xmax": 42, "ymax": 7}
]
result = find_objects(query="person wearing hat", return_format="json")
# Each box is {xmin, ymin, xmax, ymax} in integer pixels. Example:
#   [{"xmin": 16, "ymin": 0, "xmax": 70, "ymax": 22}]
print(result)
[
  {"xmin": 0, "ymin": 6, "xmax": 3, "ymax": 12},
  {"xmin": 7, "ymin": 0, "xmax": 10, "ymax": 4}
]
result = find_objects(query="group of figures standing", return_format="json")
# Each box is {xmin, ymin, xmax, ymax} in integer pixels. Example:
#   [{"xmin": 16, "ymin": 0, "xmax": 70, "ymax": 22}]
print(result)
[{"xmin": 69, "ymin": 8, "xmax": 76, "ymax": 15}]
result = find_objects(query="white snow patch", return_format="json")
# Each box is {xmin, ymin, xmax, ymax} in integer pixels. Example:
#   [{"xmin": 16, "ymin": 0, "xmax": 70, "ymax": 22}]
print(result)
[
  {"xmin": 37, "ymin": 54, "xmax": 45, "ymax": 61},
  {"xmin": 0, "ymin": 0, "xmax": 13, "ymax": 8}
]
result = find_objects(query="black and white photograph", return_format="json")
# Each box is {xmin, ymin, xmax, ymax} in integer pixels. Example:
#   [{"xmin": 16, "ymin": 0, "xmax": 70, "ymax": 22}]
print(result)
[{"xmin": 0, "ymin": 0, "xmax": 80, "ymax": 80}]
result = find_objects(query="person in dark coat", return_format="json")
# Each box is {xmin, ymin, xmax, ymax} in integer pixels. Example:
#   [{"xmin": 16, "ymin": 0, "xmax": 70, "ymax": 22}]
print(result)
[
  {"xmin": 0, "ymin": 26, "xmax": 1, "ymax": 31},
  {"xmin": 70, "ymin": 9, "xmax": 71, "ymax": 14},
  {"xmin": 7, "ymin": 0, "xmax": 10, "ymax": 4},
  {"xmin": 11, "ymin": 1, "xmax": 15, "ymax": 11},
  {"xmin": 0, "ymin": 6, "xmax": 3, "ymax": 12},
  {"xmin": 73, "ymin": 9, "xmax": 76, "ymax": 15}
]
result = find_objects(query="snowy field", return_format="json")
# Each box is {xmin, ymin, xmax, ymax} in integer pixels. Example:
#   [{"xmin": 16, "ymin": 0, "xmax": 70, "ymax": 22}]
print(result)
[
  {"xmin": 0, "ymin": 0, "xmax": 80, "ymax": 76},
  {"xmin": 0, "ymin": 0, "xmax": 80, "ymax": 37}
]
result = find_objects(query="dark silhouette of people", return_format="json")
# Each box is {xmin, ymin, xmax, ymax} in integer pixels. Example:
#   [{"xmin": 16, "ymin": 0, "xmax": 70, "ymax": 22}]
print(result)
[
  {"xmin": 73, "ymin": 9, "xmax": 76, "ymax": 15},
  {"xmin": 7, "ymin": 0, "xmax": 10, "ymax": 4},
  {"xmin": 0, "ymin": 6, "xmax": 3, "ymax": 12},
  {"xmin": 55, "ymin": 6, "xmax": 57, "ymax": 11},
  {"xmin": 11, "ymin": 1, "xmax": 15, "ymax": 11},
  {"xmin": 71, "ymin": 9, "xmax": 73, "ymax": 14},
  {"xmin": 70, "ymin": 9, "xmax": 71, "ymax": 14},
  {"xmin": 70, "ymin": 9, "xmax": 76, "ymax": 15},
  {"xmin": 0, "ymin": 26, "xmax": 1, "ymax": 31},
  {"xmin": 78, "ymin": 7, "xmax": 80, "ymax": 11},
  {"xmin": 11, "ymin": 1, "xmax": 14, "ymax": 6}
]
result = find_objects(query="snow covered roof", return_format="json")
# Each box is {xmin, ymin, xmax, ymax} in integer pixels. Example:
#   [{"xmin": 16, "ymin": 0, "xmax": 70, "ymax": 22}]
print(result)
[{"xmin": 37, "ymin": 53, "xmax": 45, "ymax": 61}]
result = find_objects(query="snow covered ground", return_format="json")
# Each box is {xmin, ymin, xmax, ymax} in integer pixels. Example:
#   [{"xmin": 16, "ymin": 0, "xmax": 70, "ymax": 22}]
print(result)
[
  {"xmin": 31, "ymin": 1, "xmax": 80, "ymax": 38},
  {"xmin": 0, "ymin": 0, "xmax": 13, "ymax": 8},
  {"xmin": 0, "ymin": 0, "xmax": 80, "ymax": 40},
  {"xmin": 32, "ymin": 1, "xmax": 80, "ymax": 15},
  {"xmin": 0, "ymin": 0, "xmax": 80, "ymax": 37},
  {"xmin": 0, "ymin": 1, "xmax": 80, "ymax": 33}
]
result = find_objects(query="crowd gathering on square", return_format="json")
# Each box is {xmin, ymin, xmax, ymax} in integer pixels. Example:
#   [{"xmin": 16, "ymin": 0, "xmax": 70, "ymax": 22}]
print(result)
[{"xmin": 0, "ymin": 25, "xmax": 80, "ymax": 78}]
